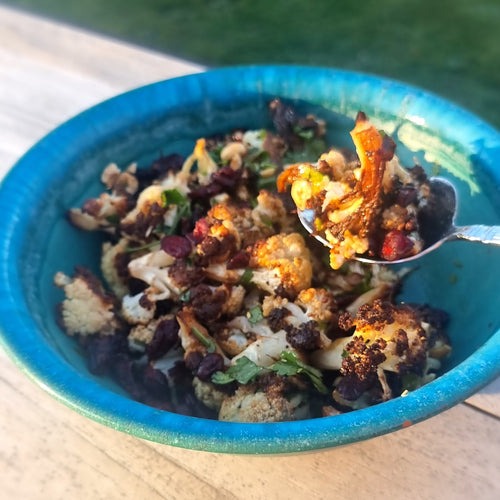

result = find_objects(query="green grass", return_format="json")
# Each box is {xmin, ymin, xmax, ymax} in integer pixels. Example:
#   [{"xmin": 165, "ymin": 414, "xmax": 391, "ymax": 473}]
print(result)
[{"xmin": 4, "ymin": 0, "xmax": 500, "ymax": 128}]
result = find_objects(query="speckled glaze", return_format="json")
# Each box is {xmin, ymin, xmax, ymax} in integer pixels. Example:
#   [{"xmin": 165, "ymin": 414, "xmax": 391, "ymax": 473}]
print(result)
[{"xmin": 0, "ymin": 66, "xmax": 499, "ymax": 454}]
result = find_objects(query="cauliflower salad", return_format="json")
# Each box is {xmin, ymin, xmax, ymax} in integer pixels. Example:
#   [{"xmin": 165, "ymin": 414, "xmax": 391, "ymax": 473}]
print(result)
[{"xmin": 54, "ymin": 100, "xmax": 451, "ymax": 422}]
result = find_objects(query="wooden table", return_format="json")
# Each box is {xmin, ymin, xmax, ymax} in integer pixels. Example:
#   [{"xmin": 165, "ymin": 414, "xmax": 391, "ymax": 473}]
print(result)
[{"xmin": 1, "ymin": 6, "xmax": 499, "ymax": 499}]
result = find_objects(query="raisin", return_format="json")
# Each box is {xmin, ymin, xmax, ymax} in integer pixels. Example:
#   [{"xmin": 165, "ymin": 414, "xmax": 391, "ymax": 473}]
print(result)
[
  {"xmin": 161, "ymin": 235, "xmax": 192, "ymax": 258},
  {"xmin": 184, "ymin": 351, "xmax": 204, "ymax": 372},
  {"xmin": 86, "ymin": 334, "xmax": 127, "ymax": 375},
  {"xmin": 196, "ymin": 353, "xmax": 224, "ymax": 381},
  {"xmin": 227, "ymin": 250, "xmax": 250, "ymax": 269},
  {"xmin": 141, "ymin": 364, "xmax": 170, "ymax": 398},
  {"xmin": 112, "ymin": 354, "xmax": 145, "ymax": 401},
  {"xmin": 212, "ymin": 165, "xmax": 242, "ymax": 188},
  {"xmin": 146, "ymin": 318, "xmax": 180, "ymax": 360}
]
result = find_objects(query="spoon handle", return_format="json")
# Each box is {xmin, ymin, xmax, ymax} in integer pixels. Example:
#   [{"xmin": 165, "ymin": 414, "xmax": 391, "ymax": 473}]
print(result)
[{"xmin": 454, "ymin": 225, "xmax": 500, "ymax": 245}]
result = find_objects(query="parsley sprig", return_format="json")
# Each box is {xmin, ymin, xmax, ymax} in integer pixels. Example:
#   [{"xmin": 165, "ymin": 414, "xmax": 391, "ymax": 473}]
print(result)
[{"xmin": 211, "ymin": 351, "xmax": 327, "ymax": 393}]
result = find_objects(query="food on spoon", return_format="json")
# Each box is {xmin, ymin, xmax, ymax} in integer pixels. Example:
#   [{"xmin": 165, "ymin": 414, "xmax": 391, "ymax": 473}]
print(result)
[
  {"xmin": 54, "ymin": 100, "xmax": 450, "ymax": 422},
  {"xmin": 277, "ymin": 112, "xmax": 433, "ymax": 268}
]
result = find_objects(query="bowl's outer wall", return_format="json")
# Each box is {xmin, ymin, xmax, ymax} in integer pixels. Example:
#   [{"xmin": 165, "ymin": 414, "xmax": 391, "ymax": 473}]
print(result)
[{"xmin": 0, "ymin": 66, "xmax": 499, "ymax": 453}]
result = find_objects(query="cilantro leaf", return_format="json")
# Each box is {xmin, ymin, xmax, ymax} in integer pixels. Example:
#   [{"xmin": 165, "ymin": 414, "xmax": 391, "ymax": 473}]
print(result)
[
  {"xmin": 247, "ymin": 305, "xmax": 264, "ymax": 325},
  {"xmin": 212, "ymin": 357, "xmax": 264, "ymax": 385},
  {"xmin": 162, "ymin": 188, "xmax": 188, "ymax": 207},
  {"xmin": 270, "ymin": 351, "xmax": 328, "ymax": 394},
  {"xmin": 191, "ymin": 326, "xmax": 216, "ymax": 353},
  {"xmin": 237, "ymin": 268, "xmax": 254, "ymax": 286}
]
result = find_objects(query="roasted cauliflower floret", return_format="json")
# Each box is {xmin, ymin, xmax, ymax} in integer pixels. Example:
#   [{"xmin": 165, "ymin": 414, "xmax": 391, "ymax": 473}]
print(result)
[
  {"xmin": 181, "ymin": 138, "xmax": 219, "ymax": 185},
  {"xmin": 121, "ymin": 292, "xmax": 156, "ymax": 325},
  {"xmin": 120, "ymin": 248, "xmax": 187, "ymax": 324},
  {"xmin": 218, "ymin": 384, "xmax": 297, "ymax": 423},
  {"xmin": 101, "ymin": 238, "xmax": 130, "ymax": 299},
  {"xmin": 251, "ymin": 190, "xmax": 295, "ymax": 235},
  {"xmin": 127, "ymin": 315, "xmax": 178, "ymax": 352},
  {"xmin": 214, "ymin": 314, "xmax": 274, "ymax": 357},
  {"xmin": 119, "ymin": 185, "xmax": 166, "ymax": 242},
  {"xmin": 69, "ymin": 163, "xmax": 138, "ymax": 232},
  {"xmin": 127, "ymin": 247, "xmax": 181, "ymax": 301},
  {"xmin": 176, "ymin": 307, "xmax": 228, "ymax": 361},
  {"xmin": 261, "ymin": 294, "xmax": 333, "ymax": 351},
  {"xmin": 200, "ymin": 191, "xmax": 290, "ymax": 253},
  {"xmin": 311, "ymin": 299, "xmax": 442, "ymax": 404},
  {"xmin": 295, "ymin": 288, "xmax": 336, "ymax": 323},
  {"xmin": 193, "ymin": 377, "xmax": 227, "ymax": 411},
  {"xmin": 54, "ymin": 266, "xmax": 120, "ymax": 336},
  {"xmin": 232, "ymin": 329, "xmax": 296, "ymax": 368},
  {"xmin": 250, "ymin": 232, "xmax": 312, "ymax": 297}
]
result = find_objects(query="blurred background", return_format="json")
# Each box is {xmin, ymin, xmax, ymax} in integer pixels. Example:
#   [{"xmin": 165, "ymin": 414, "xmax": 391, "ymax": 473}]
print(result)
[{"xmin": 3, "ymin": 0, "xmax": 500, "ymax": 128}]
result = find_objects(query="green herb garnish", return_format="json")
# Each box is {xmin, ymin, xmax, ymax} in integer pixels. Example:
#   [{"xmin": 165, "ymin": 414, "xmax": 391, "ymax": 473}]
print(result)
[
  {"xmin": 212, "ymin": 357, "xmax": 264, "ymax": 385},
  {"xmin": 162, "ymin": 188, "xmax": 188, "ymax": 207},
  {"xmin": 191, "ymin": 326, "xmax": 216, "ymax": 353},
  {"xmin": 270, "ymin": 351, "xmax": 328, "ymax": 394},
  {"xmin": 238, "ymin": 268, "xmax": 254, "ymax": 286},
  {"xmin": 247, "ymin": 305, "xmax": 264, "ymax": 325},
  {"xmin": 211, "ymin": 351, "xmax": 327, "ymax": 394},
  {"xmin": 124, "ymin": 240, "xmax": 161, "ymax": 254}
]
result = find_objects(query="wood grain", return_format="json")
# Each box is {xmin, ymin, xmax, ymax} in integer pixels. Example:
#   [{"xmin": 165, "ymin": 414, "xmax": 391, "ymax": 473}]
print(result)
[{"xmin": 0, "ymin": 5, "xmax": 499, "ymax": 499}]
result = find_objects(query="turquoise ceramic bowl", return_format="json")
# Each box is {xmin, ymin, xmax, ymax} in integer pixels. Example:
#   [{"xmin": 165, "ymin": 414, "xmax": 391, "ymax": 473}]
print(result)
[{"xmin": 0, "ymin": 66, "xmax": 499, "ymax": 454}]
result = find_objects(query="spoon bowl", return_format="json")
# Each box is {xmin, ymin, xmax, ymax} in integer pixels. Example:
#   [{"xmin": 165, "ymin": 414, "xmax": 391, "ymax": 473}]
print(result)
[{"xmin": 298, "ymin": 177, "xmax": 500, "ymax": 265}]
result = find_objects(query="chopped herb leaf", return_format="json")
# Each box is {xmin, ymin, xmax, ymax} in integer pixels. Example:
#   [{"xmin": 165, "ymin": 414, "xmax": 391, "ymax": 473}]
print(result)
[
  {"xmin": 238, "ymin": 268, "xmax": 254, "ymax": 286},
  {"xmin": 292, "ymin": 125, "xmax": 315, "ymax": 140},
  {"xmin": 162, "ymin": 188, "xmax": 188, "ymax": 206},
  {"xmin": 259, "ymin": 214, "xmax": 273, "ymax": 227},
  {"xmin": 105, "ymin": 214, "xmax": 121, "ymax": 225},
  {"xmin": 401, "ymin": 373, "xmax": 422, "ymax": 392},
  {"xmin": 270, "ymin": 351, "xmax": 328, "ymax": 394},
  {"xmin": 124, "ymin": 240, "xmax": 160, "ymax": 254},
  {"xmin": 284, "ymin": 137, "xmax": 326, "ymax": 164},
  {"xmin": 247, "ymin": 305, "xmax": 264, "ymax": 325},
  {"xmin": 191, "ymin": 326, "xmax": 216, "ymax": 353},
  {"xmin": 212, "ymin": 356, "xmax": 264, "ymax": 385},
  {"xmin": 179, "ymin": 290, "xmax": 191, "ymax": 303},
  {"xmin": 165, "ymin": 203, "xmax": 192, "ymax": 236}
]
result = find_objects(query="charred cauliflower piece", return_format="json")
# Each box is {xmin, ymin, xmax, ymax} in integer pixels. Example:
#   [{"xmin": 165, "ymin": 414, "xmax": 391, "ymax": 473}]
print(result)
[
  {"xmin": 176, "ymin": 307, "xmax": 228, "ymax": 362},
  {"xmin": 54, "ymin": 266, "xmax": 120, "ymax": 336},
  {"xmin": 119, "ymin": 185, "xmax": 166, "ymax": 242},
  {"xmin": 127, "ymin": 248, "xmax": 180, "ymax": 301},
  {"xmin": 218, "ymin": 384, "xmax": 297, "ymax": 423},
  {"xmin": 101, "ymin": 238, "xmax": 130, "ymax": 299},
  {"xmin": 312, "ymin": 299, "xmax": 440, "ymax": 404},
  {"xmin": 69, "ymin": 163, "xmax": 138, "ymax": 232},
  {"xmin": 250, "ymin": 232, "xmax": 312, "ymax": 297},
  {"xmin": 193, "ymin": 377, "xmax": 227, "ymax": 411}
]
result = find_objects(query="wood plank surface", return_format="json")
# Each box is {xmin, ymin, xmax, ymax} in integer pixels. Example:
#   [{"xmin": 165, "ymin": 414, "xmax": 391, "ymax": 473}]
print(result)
[{"xmin": 0, "ymin": 5, "xmax": 499, "ymax": 500}]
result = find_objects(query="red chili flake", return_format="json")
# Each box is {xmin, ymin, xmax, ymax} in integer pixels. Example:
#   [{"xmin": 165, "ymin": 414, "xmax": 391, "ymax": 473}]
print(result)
[
  {"xmin": 381, "ymin": 230, "xmax": 414, "ymax": 261},
  {"xmin": 161, "ymin": 235, "xmax": 192, "ymax": 258},
  {"xmin": 401, "ymin": 420, "xmax": 412, "ymax": 428}
]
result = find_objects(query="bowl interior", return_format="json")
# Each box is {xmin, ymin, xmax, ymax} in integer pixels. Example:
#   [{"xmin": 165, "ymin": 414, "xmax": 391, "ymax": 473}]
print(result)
[{"xmin": 2, "ymin": 66, "xmax": 500, "ymax": 453}]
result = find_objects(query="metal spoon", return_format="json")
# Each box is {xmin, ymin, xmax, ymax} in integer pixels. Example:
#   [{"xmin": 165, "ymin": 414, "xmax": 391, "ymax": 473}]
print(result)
[{"xmin": 298, "ymin": 177, "xmax": 500, "ymax": 265}]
